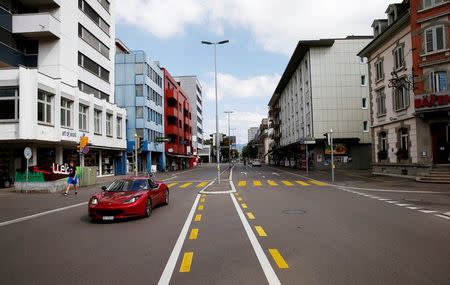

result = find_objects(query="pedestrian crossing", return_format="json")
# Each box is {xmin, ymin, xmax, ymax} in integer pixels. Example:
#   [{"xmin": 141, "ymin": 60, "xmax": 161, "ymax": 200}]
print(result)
[{"xmin": 166, "ymin": 179, "xmax": 328, "ymax": 190}]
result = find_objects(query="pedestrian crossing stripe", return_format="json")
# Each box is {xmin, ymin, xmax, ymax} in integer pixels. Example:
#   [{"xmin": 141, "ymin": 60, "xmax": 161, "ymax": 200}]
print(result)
[
  {"xmin": 180, "ymin": 182, "xmax": 193, "ymax": 188},
  {"xmin": 267, "ymin": 180, "xmax": 278, "ymax": 186},
  {"xmin": 253, "ymin": 180, "xmax": 262, "ymax": 186},
  {"xmin": 167, "ymin": 183, "xmax": 178, "ymax": 188},
  {"xmin": 238, "ymin": 181, "xmax": 247, "ymax": 187},
  {"xmin": 309, "ymin": 180, "xmax": 328, "ymax": 186},
  {"xmin": 196, "ymin": 181, "xmax": 209, "ymax": 188},
  {"xmin": 296, "ymin": 181, "xmax": 310, "ymax": 186},
  {"xmin": 281, "ymin": 180, "xmax": 294, "ymax": 186}
]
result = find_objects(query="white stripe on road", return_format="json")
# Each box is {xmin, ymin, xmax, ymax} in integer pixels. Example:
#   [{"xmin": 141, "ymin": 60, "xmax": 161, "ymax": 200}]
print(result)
[
  {"xmin": 229, "ymin": 189, "xmax": 281, "ymax": 285},
  {"xmin": 435, "ymin": 214, "xmax": 450, "ymax": 221},
  {"xmin": 406, "ymin": 206, "xmax": 421, "ymax": 210},
  {"xmin": 419, "ymin": 210, "xmax": 437, "ymax": 214},
  {"xmin": 395, "ymin": 204, "xmax": 411, "ymax": 207},
  {"xmin": 157, "ymin": 193, "xmax": 201, "ymax": 285},
  {"xmin": 0, "ymin": 202, "xmax": 88, "ymax": 227}
]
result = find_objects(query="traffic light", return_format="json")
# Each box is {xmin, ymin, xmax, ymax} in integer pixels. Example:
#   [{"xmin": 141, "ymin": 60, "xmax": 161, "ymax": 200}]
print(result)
[
  {"xmin": 323, "ymin": 133, "xmax": 330, "ymax": 145},
  {"xmin": 136, "ymin": 136, "xmax": 143, "ymax": 151},
  {"xmin": 80, "ymin": 136, "xmax": 88, "ymax": 148},
  {"xmin": 76, "ymin": 145, "xmax": 81, "ymax": 153}
]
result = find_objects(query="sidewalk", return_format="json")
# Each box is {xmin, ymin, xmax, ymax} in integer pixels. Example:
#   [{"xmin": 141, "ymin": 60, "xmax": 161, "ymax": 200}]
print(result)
[{"xmin": 268, "ymin": 165, "xmax": 450, "ymax": 192}]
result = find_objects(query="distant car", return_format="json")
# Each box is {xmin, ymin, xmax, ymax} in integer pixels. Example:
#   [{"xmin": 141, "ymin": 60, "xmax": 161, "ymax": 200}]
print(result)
[
  {"xmin": 252, "ymin": 160, "xmax": 262, "ymax": 167},
  {"xmin": 88, "ymin": 177, "xmax": 169, "ymax": 221}
]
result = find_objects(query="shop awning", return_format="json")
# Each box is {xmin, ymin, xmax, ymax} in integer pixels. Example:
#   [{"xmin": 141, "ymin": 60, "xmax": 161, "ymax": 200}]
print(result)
[{"xmin": 166, "ymin": 153, "xmax": 195, "ymax": 159}]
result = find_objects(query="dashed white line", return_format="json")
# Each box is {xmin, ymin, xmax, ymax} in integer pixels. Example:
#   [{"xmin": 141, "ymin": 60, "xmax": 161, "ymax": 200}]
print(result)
[
  {"xmin": 406, "ymin": 206, "xmax": 421, "ymax": 210},
  {"xmin": 435, "ymin": 214, "xmax": 450, "ymax": 221},
  {"xmin": 419, "ymin": 210, "xmax": 437, "ymax": 214},
  {"xmin": 395, "ymin": 204, "xmax": 412, "ymax": 207},
  {"xmin": 386, "ymin": 201, "xmax": 400, "ymax": 204}
]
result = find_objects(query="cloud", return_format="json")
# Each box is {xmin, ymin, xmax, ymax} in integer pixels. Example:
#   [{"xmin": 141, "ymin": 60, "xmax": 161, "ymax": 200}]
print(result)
[
  {"xmin": 203, "ymin": 110, "xmax": 265, "ymax": 144},
  {"xmin": 201, "ymin": 73, "xmax": 281, "ymax": 101},
  {"xmin": 116, "ymin": 0, "xmax": 392, "ymax": 55}
]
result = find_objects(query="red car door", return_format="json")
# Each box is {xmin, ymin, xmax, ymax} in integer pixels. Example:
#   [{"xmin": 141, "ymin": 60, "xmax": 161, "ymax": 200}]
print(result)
[{"xmin": 148, "ymin": 179, "xmax": 162, "ymax": 205}]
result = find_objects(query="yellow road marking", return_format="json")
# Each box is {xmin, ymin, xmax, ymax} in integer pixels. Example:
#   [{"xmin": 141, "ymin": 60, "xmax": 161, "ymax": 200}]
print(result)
[
  {"xmin": 238, "ymin": 181, "xmax": 247, "ymax": 187},
  {"xmin": 189, "ymin": 228, "xmax": 199, "ymax": 240},
  {"xmin": 281, "ymin": 181, "xmax": 294, "ymax": 186},
  {"xmin": 309, "ymin": 180, "xmax": 328, "ymax": 186},
  {"xmin": 237, "ymin": 197, "xmax": 243, "ymax": 201},
  {"xmin": 296, "ymin": 180, "xmax": 310, "ymax": 186},
  {"xmin": 196, "ymin": 181, "xmax": 208, "ymax": 188},
  {"xmin": 246, "ymin": 212, "xmax": 255, "ymax": 220},
  {"xmin": 194, "ymin": 214, "xmax": 202, "ymax": 222},
  {"xmin": 180, "ymin": 182, "xmax": 193, "ymax": 188},
  {"xmin": 267, "ymin": 180, "xmax": 278, "ymax": 186},
  {"xmin": 198, "ymin": 205, "xmax": 204, "ymax": 210},
  {"xmin": 269, "ymin": 249, "xmax": 289, "ymax": 269},
  {"xmin": 179, "ymin": 252, "xmax": 194, "ymax": 272},
  {"xmin": 200, "ymin": 198, "xmax": 206, "ymax": 203},
  {"xmin": 253, "ymin": 180, "xmax": 262, "ymax": 186},
  {"xmin": 234, "ymin": 192, "xmax": 240, "ymax": 196},
  {"xmin": 201, "ymin": 194, "xmax": 206, "ymax": 198},
  {"xmin": 167, "ymin": 183, "xmax": 178, "ymax": 188},
  {"xmin": 241, "ymin": 203, "xmax": 248, "ymax": 209},
  {"xmin": 255, "ymin": 226, "xmax": 267, "ymax": 237}
]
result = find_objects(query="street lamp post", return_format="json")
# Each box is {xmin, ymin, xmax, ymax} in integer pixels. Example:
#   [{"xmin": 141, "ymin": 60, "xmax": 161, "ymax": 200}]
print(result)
[
  {"xmin": 330, "ymin": 129, "xmax": 334, "ymax": 182},
  {"xmin": 201, "ymin": 40, "xmax": 229, "ymax": 183},
  {"xmin": 224, "ymin": 110, "xmax": 234, "ymax": 166}
]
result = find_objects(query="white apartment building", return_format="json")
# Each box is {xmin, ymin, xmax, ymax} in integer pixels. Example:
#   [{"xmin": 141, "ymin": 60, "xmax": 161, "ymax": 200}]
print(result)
[
  {"xmin": 0, "ymin": 0, "xmax": 126, "ymax": 179},
  {"xmin": 174, "ymin": 76, "xmax": 204, "ymax": 151},
  {"xmin": 268, "ymin": 36, "xmax": 373, "ymax": 169},
  {"xmin": 248, "ymin": 127, "xmax": 259, "ymax": 143}
]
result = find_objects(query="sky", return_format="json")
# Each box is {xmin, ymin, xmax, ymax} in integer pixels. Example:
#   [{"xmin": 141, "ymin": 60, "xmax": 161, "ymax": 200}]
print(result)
[{"xmin": 115, "ymin": 0, "xmax": 393, "ymax": 144}]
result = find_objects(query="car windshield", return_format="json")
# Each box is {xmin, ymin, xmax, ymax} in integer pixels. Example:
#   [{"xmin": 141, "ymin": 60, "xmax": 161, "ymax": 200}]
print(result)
[{"xmin": 106, "ymin": 179, "xmax": 148, "ymax": 192}]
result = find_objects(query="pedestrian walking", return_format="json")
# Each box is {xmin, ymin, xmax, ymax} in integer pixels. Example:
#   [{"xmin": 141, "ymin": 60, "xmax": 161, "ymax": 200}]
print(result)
[{"xmin": 64, "ymin": 161, "xmax": 78, "ymax": 196}]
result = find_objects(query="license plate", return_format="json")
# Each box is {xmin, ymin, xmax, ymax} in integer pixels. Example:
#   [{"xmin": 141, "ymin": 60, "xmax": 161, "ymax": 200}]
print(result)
[{"xmin": 102, "ymin": 216, "xmax": 114, "ymax": 221}]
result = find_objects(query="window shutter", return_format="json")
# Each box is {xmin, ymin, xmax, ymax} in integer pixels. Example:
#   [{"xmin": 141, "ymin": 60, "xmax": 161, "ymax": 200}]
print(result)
[
  {"xmin": 436, "ymin": 26, "xmax": 444, "ymax": 50},
  {"xmin": 392, "ymin": 89, "xmax": 397, "ymax": 111},
  {"xmin": 425, "ymin": 29, "xmax": 434, "ymax": 53}
]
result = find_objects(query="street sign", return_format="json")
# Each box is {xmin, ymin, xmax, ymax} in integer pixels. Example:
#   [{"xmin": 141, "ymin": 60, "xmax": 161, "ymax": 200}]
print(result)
[
  {"xmin": 156, "ymin": 137, "xmax": 169, "ymax": 143},
  {"xmin": 304, "ymin": 140, "xmax": 316, "ymax": 145},
  {"xmin": 24, "ymin": 147, "xmax": 32, "ymax": 159},
  {"xmin": 82, "ymin": 146, "xmax": 89, "ymax": 154}
]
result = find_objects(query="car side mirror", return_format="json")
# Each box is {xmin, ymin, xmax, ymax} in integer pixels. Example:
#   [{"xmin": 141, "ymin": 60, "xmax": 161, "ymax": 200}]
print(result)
[{"xmin": 101, "ymin": 186, "xmax": 107, "ymax": 191}]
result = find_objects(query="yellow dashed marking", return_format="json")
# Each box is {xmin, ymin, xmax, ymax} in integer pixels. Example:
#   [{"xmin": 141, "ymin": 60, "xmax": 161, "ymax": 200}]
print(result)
[
  {"xmin": 237, "ymin": 197, "xmax": 243, "ymax": 201},
  {"xmin": 246, "ymin": 212, "xmax": 255, "ymax": 220},
  {"xmin": 309, "ymin": 180, "xmax": 328, "ymax": 186},
  {"xmin": 269, "ymin": 249, "xmax": 289, "ymax": 269},
  {"xmin": 200, "ymin": 198, "xmax": 205, "ymax": 203},
  {"xmin": 194, "ymin": 214, "xmax": 202, "ymax": 222},
  {"xmin": 198, "ymin": 205, "xmax": 204, "ymax": 210},
  {"xmin": 180, "ymin": 182, "xmax": 193, "ymax": 188},
  {"xmin": 281, "ymin": 181, "xmax": 294, "ymax": 186},
  {"xmin": 267, "ymin": 180, "xmax": 278, "ymax": 186},
  {"xmin": 167, "ymin": 183, "xmax": 178, "ymax": 188},
  {"xmin": 255, "ymin": 226, "xmax": 267, "ymax": 237},
  {"xmin": 189, "ymin": 228, "xmax": 199, "ymax": 240},
  {"xmin": 253, "ymin": 180, "xmax": 262, "ymax": 186},
  {"xmin": 179, "ymin": 252, "xmax": 194, "ymax": 272},
  {"xmin": 196, "ymin": 181, "xmax": 208, "ymax": 188},
  {"xmin": 296, "ymin": 180, "xmax": 310, "ymax": 186},
  {"xmin": 238, "ymin": 181, "xmax": 247, "ymax": 187},
  {"xmin": 241, "ymin": 203, "xmax": 248, "ymax": 209}
]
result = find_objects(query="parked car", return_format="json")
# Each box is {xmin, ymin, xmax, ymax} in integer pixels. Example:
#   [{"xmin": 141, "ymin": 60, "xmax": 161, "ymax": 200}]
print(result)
[
  {"xmin": 252, "ymin": 160, "xmax": 262, "ymax": 167},
  {"xmin": 88, "ymin": 176, "xmax": 169, "ymax": 221}
]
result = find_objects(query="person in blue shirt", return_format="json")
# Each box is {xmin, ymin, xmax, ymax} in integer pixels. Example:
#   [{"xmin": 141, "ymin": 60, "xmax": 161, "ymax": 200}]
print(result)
[{"xmin": 64, "ymin": 161, "xmax": 78, "ymax": 196}]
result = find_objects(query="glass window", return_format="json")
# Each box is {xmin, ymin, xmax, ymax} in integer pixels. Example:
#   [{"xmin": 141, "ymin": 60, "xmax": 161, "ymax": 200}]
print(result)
[
  {"xmin": 79, "ymin": 0, "xmax": 110, "ymax": 35},
  {"xmin": 422, "ymin": 0, "xmax": 444, "ymax": 9},
  {"xmin": 78, "ymin": 24, "xmax": 109, "ymax": 59},
  {"xmin": 362, "ymin": 98, "xmax": 368, "ymax": 109},
  {"xmin": 0, "ymin": 87, "xmax": 19, "ymax": 120},
  {"xmin": 97, "ymin": 0, "xmax": 110, "ymax": 12},
  {"xmin": 106, "ymin": 113, "xmax": 112, "ymax": 136},
  {"xmin": 375, "ymin": 59, "xmax": 384, "ymax": 81},
  {"xmin": 79, "ymin": 104, "xmax": 88, "ymax": 131},
  {"xmin": 380, "ymin": 132, "xmax": 387, "ymax": 151},
  {"xmin": 361, "ymin": 75, "xmax": 366, "ymax": 86},
  {"xmin": 78, "ymin": 52, "xmax": 109, "ymax": 82},
  {"xmin": 428, "ymin": 71, "xmax": 448, "ymax": 93},
  {"xmin": 94, "ymin": 109, "xmax": 102, "ymax": 134},
  {"xmin": 37, "ymin": 90, "xmax": 53, "ymax": 124},
  {"xmin": 78, "ymin": 81, "xmax": 109, "ymax": 101},
  {"xmin": 363, "ymin": 121, "xmax": 369, "ymax": 132},
  {"xmin": 136, "ymin": 85, "xmax": 143, "ymax": 97},
  {"xmin": 393, "ymin": 85, "xmax": 410, "ymax": 111},
  {"xmin": 394, "ymin": 45, "xmax": 404, "ymax": 70},
  {"xmin": 136, "ymin": 106, "xmax": 143, "ymax": 118},
  {"xmin": 400, "ymin": 128, "xmax": 409, "ymax": 151},
  {"xmin": 424, "ymin": 25, "xmax": 446, "ymax": 53},
  {"xmin": 376, "ymin": 89, "xmax": 386, "ymax": 116},
  {"xmin": 135, "ymin": 63, "xmax": 143, "ymax": 75},
  {"xmin": 61, "ymin": 98, "xmax": 72, "ymax": 128},
  {"xmin": 117, "ymin": 117, "xmax": 122, "ymax": 138}
]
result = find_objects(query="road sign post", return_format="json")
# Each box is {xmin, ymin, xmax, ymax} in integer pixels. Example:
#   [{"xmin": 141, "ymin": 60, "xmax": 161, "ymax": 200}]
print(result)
[
  {"xmin": 330, "ymin": 129, "xmax": 334, "ymax": 182},
  {"xmin": 23, "ymin": 147, "xmax": 32, "ymax": 182}
]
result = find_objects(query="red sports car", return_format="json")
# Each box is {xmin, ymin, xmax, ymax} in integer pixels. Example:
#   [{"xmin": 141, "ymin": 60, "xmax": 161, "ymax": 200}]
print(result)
[{"xmin": 88, "ymin": 176, "xmax": 169, "ymax": 221}]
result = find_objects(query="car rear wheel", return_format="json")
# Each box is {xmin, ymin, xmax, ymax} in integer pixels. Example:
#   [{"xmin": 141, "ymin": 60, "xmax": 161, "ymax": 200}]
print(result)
[
  {"xmin": 163, "ymin": 190, "xmax": 169, "ymax": 206},
  {"xmin": 145, "ymin": 198, "xmax": 152, "ymax": 218}
]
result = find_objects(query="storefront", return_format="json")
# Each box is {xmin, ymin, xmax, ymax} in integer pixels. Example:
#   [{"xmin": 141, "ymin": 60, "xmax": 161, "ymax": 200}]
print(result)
[{"xmin": 84, "ymin": 149, "xmax": 118, "ymax": 177}]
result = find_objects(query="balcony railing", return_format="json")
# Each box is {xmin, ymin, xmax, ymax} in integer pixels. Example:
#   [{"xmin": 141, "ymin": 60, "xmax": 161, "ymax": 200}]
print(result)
[
  {"xmin": 12, "ymin": 13, "xmax": 61, "ymax": 38},
  {"xmin": 166, "ymin": 125, "xmax": 179, "ymax": 135},
  {"xmin": 165, "ymin": 88, "xmax": 178, "ymax": 101},
  {"xmin": 166, "ymin": 106, "xmax": 178, "ymax": 118}
]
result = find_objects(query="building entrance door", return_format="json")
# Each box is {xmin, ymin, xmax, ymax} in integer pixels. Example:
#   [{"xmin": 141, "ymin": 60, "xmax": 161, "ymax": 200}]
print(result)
[{"xmin": 431, "ymin": 123, "xmax": 450, "ymax": 164}]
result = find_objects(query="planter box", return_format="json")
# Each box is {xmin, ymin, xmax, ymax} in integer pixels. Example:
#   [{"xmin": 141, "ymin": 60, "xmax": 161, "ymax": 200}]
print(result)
[{"xmin": 14, "ymin": 180, "xmax": 67, "ymax": 193}]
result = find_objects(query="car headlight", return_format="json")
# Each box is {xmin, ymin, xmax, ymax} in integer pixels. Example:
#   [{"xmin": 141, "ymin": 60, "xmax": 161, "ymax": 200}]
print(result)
[
  {"xmin": 90, "ymin": 198, "xmax": 98, "ymax": 205},
  {"xmin": 124, "ymin": 195, "xmax": 141, "ymax": 204}
]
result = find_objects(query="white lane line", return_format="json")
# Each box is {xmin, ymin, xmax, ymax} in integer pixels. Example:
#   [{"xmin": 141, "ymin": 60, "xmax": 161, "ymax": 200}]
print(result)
[
  {"xmin": 0, "ymin": 202, "xmax": 88, "ymax": 227},
  {"xmin": 229, "ymin": 190, "xmax": 281, "ymax": 285},
  {"xmin": 406, "ymin": 206, "xmax": 421, "ymax": 210},
  {"xmin": 435, "ymin": 214, "xmax": 450, "ymax": 221},
  {"xmin": 395, "ymin": 204, "xmax": 412, "ymax": 207},
  {"xmin": 386, "ymin": 201, "xmax": 400, "ymax": 204},
  {"xmin": 377, "ymin": 198, "xmax": 389, "ymax": 201},
  {"xmin": 162, "ymin": 176, "xmax": 178, "ymax": 181},
  {"xmin": 157, "ymin": 194, "xmax": 201, "ymax": 285},
  {"xmin": 419, "ymin": 210, "xmax": 437, "ymax": 214}
]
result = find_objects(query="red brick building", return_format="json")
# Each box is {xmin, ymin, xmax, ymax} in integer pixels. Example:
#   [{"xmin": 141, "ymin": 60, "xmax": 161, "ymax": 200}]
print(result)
[
  {"xmin": 410, "ymin": 0, "xmax": 450, "ymax": 171},
  {"xmin": 162, "ymin": 68, "xmax": 194, "ymax": 170}
]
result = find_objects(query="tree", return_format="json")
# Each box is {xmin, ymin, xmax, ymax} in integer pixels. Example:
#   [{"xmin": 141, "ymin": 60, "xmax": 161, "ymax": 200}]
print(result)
[{"xmin": 242, "ymin": 140, "xmax": 258, "ymax": 159}]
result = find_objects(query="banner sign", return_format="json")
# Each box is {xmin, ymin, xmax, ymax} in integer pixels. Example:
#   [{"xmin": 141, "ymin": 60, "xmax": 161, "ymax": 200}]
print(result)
[{"xmin": 325, "ymin": 144, "xmax": 348, "ymax": 155}]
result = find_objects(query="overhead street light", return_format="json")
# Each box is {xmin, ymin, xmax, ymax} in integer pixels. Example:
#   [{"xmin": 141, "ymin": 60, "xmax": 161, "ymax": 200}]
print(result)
[
  {"xmin": 224, "ymin": 111, "xmax": 234, "ymax": 165},
  {"xmin": 201, "ymin": 39, "xmax": 229, "ymax": 183}
]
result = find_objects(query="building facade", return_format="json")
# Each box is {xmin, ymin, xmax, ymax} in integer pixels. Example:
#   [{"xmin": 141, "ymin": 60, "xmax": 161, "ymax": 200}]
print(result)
[
  {"xmin": 268, "ymin": 36, "xmax": 373, "ymax": 170},
  {"xmin": 115, "ymin": 40, "xmax": 165, "ymax": 173},
  {"xmin": 255, "ymin": 118, "xmax": 270, "ymax": 164},
  {"xmin": 173, "ymin": 76, "xmax": 204, "ymax": 153},
  {"xmin": 359, "ymin": 0, "xmax": 449, "ymax": 179},
  {"xmin": 163, "ymin": 68, "xmax": 194, "ymax": 170},
  {"xmin": 0, "ymin": 0, "xmax": 127, "ymax": 179},
  {"xmin": 248, "ymin": 127, "xmax": 259, "ymax": 142}
]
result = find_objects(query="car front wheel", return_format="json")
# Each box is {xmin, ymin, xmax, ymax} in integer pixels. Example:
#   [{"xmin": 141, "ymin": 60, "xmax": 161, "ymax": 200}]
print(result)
[{"xmin": 145, "ymin": 198, "xmax": 152, "ymax": 217}]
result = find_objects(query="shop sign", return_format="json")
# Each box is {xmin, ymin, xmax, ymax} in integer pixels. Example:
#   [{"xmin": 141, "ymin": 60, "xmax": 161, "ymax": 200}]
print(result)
[
  {"xmin": 325, "ymin": 144, "xmax": 348, "ymax": 155},
  {"xmin": 62, "ymin": 130, "xmax": 77, "ymax": 140},
  {"xmin": 52, "ymin": 163, "xmax": 70, "ymax": 175},
  {"xmin": 415, "ymin": 93, "xmax": 450, "ymax": 109}
]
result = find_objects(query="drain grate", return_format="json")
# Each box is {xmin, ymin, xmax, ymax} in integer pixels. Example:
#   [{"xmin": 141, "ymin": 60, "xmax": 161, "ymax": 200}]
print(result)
[{"xmin": 282, "ymin": 209, "xmax": 306, "ymax": 214}]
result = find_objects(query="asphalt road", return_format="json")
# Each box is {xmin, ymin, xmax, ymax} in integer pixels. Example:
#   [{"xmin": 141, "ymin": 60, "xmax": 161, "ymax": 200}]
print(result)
[{"xmin": 1, "ymin": 163, "xmax": 449, "ymax": 285}]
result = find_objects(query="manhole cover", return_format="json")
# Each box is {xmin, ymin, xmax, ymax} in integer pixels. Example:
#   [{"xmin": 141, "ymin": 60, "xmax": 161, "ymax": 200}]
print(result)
[{"xmin": 282, "ymin": 209, "xmax": 306, "ymax": 214}]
